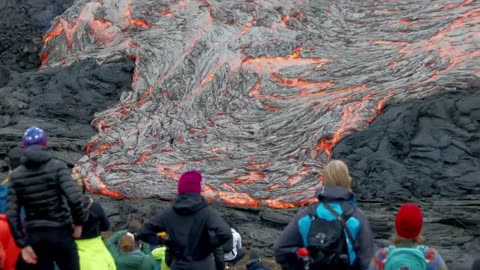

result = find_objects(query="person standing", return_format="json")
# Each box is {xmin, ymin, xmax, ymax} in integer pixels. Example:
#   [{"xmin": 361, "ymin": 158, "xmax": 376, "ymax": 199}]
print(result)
[
  {"xmin": 273, "ymin": 160, "xmax": 376, "ymax": 270},
  {"xmin": 74, "ymin": 178, "xmax": 116, "ymax": 270},
  {"xmin": 6, "ymin": 126, "xmax": 87, "ymax": 270},
  {"xmin": 368, "ymin": 204, "xmax": 448, "ymax": 270},
  {"xmin": 130, "ymin": 170, "xmax": 232, "ymax": 270}
]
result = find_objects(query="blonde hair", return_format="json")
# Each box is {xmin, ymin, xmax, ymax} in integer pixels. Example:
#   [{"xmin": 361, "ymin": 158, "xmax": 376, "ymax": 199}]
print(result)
[
  {"xmin": 74, "ymin": 176, "xmax": 86, "ymax": 194},
  {"xmin": 390, "ymin": 234, "xmax": 425, "ymax": 245},
  {"xmin": 323, "ymin": 160, "xmax": 352, "ymax": 191}
]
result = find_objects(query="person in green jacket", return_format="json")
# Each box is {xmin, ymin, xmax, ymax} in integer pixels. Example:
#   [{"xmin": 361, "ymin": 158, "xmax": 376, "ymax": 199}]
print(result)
[{"xmin": 107, "ymin": 230, "xmax": 156, "ymax": 270}]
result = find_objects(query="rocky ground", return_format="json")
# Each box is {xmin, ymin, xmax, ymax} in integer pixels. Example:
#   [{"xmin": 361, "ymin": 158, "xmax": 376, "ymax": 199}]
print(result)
[
  {"xmin": 1, "ymin": 0, "xmax": 479, "ymax": 269},
  {"xmin": 96, "ymin": 194, "xmax": 480, "ymax": 269}
]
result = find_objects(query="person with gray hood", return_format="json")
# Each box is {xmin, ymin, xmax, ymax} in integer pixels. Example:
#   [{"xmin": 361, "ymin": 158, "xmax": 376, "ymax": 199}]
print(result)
[
  {"xmin": 273, "ymin": 160, "xmax": 375, "ymax": 270},
  {"xmin": 130, "ymin": 170, "xmax": 232, "ymax": 270}
]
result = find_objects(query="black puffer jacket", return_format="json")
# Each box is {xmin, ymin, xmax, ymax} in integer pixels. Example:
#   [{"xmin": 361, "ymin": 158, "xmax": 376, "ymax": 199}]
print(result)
[{"xmin": 6, "ymin": 145, "xmax": 87, "ymax": 248}]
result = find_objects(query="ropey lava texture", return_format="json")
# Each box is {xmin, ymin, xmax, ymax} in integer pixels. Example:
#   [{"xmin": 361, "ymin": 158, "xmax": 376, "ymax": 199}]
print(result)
[
  {"xmin": 0, "ymin": 0, "xmax": 134, "ymax": 177},
  {"xmin": 0, "ymin": 0, "xmax": 74, "ymax": 73},
  {"xmin": 39, "ymin": 0, "xmax": 480, "ymax": 207}
]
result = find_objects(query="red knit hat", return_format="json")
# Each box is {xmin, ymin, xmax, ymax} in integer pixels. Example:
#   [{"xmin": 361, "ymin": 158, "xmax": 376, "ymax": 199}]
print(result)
[
  {"xmin": 178, "ymin": 170, "xmax": 202, "ymax": 194},
  {"xmin": 395, "ymin": 203, "xmax": 423, "ymax": 239}
]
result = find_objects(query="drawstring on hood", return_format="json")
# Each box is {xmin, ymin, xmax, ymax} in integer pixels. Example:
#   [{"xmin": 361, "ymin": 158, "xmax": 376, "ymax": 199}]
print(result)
[{"xmin": 81, "ymin": 195, "xmax": 94, "ymax": 210}]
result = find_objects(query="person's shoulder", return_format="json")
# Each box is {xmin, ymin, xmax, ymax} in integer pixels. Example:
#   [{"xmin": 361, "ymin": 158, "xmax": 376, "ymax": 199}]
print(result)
[
  {"xmin": 296, "ymin": 205, "xmax": 311, "ymax": 217},
  {"xmin": 422, "ymin": 246, "xmax": 440, "ymax": 261},
  {"xmin": 350, "ymin": 205, "xmax": 370, "ymax": 222},
  {"xmin": 9, "ymin": 166, "xmax": 25, "ymax": 179},
  {"xmin": 90, "ymin": 200, "xmax": 104, "ymax": 211},
  {"xmin": 49, "ymin": 158, "xmax": 68, "ymax": 169},
  {"xmin": 204, "ymin": 203, "xmax": 220, "ymax": 215}
]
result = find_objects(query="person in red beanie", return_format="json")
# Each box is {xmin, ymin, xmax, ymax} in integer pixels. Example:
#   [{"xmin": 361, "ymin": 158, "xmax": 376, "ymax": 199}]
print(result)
[
  {"xmin": 0, "ymin": 214, "xmax": 21, "ymax": 270},
  {"xmin": 130, "ymin": 170, "xmax": 232, "ymax": 270},
  {"xmin": 368, "ymin": 203, "xmax": 448, "ymax": 270}
]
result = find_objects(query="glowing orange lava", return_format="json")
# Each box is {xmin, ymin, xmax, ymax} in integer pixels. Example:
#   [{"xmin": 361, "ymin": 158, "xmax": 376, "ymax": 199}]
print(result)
[
  {"xmin": 242, "ymin": 47, "xmax": 330, "ymax": 74},
  {"xmin": 233, "ymin": 172, "xmax": 266, "ymax": 184},
  {"xmin": 130, "ymin": 19, "xmax": 150, "ymax": 28},
  {"xmin": 156, "ymin": 163, "xmax": 185, "ymax": 180},
  {"xmin": 49, "ymin": 0, "xmax": 479, "ymax": 209},
  {"xmin": 44, "ymin": 22, "xmax": 64, "ymax": 44}
]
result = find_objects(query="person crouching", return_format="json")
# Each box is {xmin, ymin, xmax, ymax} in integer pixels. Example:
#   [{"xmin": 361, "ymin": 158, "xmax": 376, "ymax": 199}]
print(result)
[{"xmin": 107, "ymin": 229, "xmax": 155, "ymax": 270}]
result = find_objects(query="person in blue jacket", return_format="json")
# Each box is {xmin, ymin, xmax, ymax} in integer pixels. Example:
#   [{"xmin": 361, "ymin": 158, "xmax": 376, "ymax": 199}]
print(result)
[
  {"xmin": 0, "ymin": 182, "xmax": 7, "ymax": 214},
  {"xmin": 273, "ymin": 160, "xmax": 376, "ymax": 270}
]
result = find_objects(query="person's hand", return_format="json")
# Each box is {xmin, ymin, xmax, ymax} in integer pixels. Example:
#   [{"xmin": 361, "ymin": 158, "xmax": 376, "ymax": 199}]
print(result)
[
  {"xmin": 72, "ymin": 225, "xmax": 82, "ymax": 239},
  {"xmin": 21, "ymin": 246, "xmax": 38, "ymax": 264},
  {"xmin": 157, "ymin": 231, "xmax": 169, "ymax": 240}
]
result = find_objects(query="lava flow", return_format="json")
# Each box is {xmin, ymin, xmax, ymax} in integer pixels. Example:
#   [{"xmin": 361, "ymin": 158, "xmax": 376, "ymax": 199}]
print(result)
[{"xmin": 41, "ymin": 0, "xmax": 480, "ymax": 208}]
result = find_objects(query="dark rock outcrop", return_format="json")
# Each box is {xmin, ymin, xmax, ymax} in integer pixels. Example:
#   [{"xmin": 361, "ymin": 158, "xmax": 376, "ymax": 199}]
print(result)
[
  {"xmin": 0, "ymin": 58, "xmax": 134, "ymax": 179},
  {"xmin": 0, "ymin": 0, "xmax": 75, "ymax": 73},
  {"xmin": 333, "ymin": 80, "xmax": 480, "ymax": 200},
  {"xmin": 0, "ymin": 0, "xmax": 134, "ymax": 178}
]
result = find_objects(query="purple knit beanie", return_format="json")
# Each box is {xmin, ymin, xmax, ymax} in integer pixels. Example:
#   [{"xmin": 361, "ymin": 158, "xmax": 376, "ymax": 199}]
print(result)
[{"xmin": 178, "ymin": 170, "xmax": 202, "ymax": 194}]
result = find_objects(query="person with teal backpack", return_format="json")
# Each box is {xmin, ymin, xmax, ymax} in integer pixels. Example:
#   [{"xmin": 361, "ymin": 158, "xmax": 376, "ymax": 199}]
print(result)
[{"xmin": 368, "ymin": 204, "xmax": 448, "ymax": 270}]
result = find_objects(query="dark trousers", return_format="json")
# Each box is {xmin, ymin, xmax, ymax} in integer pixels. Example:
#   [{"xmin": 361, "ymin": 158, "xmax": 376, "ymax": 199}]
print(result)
[
  {"xmin": 226, "ymin": 248, "xmax": 246, "ymax": 265},
  {"xmin": 16, "ymin": 227, "xmax": 79, "ymax": 270}
]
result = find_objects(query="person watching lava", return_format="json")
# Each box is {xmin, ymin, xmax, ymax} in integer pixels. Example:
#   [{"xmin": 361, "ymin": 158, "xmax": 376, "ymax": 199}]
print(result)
[
  {"xmin": 6, "ymin": 126, "xmax": 87, "ymax": 270},
  {"xmin": 128, "ymin": 170, "xmax": 232, "ymax": 270}
]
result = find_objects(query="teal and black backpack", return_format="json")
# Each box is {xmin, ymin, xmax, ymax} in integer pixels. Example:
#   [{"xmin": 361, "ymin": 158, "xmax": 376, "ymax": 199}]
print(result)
[{"xmin": 384, "ymin": 245, "xmax": 429, "ymax": 270}]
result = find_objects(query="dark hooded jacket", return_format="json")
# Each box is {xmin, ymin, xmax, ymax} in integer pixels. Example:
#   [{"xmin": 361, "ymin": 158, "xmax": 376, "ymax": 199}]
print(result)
[
  {"xmin": 79, "ymin": 195, "xmax": 110, "ymax": 239},
  {"xmin": 273, "ymin": 186, "xmax": 376, "ymax": 270},
  {"xmin": 6, "ymin": 145, "xmax": 87, "ymax": 248},
  {"xmin": 133, "ymin": 193, "xmax": 232, "ymax": 270}
]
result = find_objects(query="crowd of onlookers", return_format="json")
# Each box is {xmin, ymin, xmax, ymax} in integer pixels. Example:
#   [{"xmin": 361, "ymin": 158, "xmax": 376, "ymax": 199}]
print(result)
[{"xmin": 0, "ymin": 127, "xmax": 479, "ymax": 270}]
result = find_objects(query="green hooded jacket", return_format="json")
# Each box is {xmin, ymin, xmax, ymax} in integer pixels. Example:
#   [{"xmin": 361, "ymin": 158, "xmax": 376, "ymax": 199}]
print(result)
[{"xmin": 107, "ymin": 230, "xmax": 156, "ymax": 270}]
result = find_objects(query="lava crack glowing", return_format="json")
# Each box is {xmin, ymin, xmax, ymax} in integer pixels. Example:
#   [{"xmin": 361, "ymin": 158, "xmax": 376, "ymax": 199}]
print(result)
[{"xmin": 41, "ymin": 0, "xmax": 480, "ymax": 208}]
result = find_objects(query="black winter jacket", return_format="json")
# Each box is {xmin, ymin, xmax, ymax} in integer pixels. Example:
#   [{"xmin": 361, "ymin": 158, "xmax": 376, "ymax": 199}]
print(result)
[
  {"xmin": 134, "ymin": 193, "xmax": 232, "ymax": 270},
  {"xmin": 79, "ymin": 195, "xmax": 110, "ymax": 239},
  {"xmin": 6, "ymin": 145, "xmax": 87, "ymax": 248}
]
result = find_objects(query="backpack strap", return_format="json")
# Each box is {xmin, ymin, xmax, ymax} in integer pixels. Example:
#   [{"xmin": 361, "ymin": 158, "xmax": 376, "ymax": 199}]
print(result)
[
  {"xmin": 323, "ymin": 202, "xmax": 359, "ymax": 250},
  {"xmin": 417, "ymin": 245, "xmax": 430, "ymax": 262},
  {"xmin": 307, "ymin": 202, "xmax": 319, "ymax": 219}
]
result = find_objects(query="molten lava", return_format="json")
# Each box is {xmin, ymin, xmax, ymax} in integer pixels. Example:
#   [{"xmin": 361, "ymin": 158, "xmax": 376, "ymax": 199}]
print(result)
[{"xmin": 41, "ymin": 0, "xmax": 480, "ymax": 208}]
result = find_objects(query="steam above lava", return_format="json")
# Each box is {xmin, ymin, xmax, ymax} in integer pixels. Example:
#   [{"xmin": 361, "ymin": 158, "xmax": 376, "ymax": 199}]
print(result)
[{"xmin": 41, "ymin": 0, "xmax": 480, "ymax": 208}]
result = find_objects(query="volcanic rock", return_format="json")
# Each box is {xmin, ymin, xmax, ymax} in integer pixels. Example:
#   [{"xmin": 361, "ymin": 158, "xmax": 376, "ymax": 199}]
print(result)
[
  {"xmin": 333, "ymin": 82, "xmax": 480, "ymax": 200},
  {"xmin": 0, "ymin": 0, "xmax": 74, "ymax": 73},
  {"xmin": 1, "ymin": 0, "xmax": 479, "ymax": 268},
  {"xmin": 96, "ymin": 195, "xmax": 480, "ymax": 268},
  {"xmin": 39, "ymin": 0, "xmax": 480, "ymax": 207},
  {"xmin": 0, "ymin": 58, "xmax": 134, "ymax": 179},
  {"xmin": 0, "ymin": 0, "xmax": 134, "ymax": 179}
]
